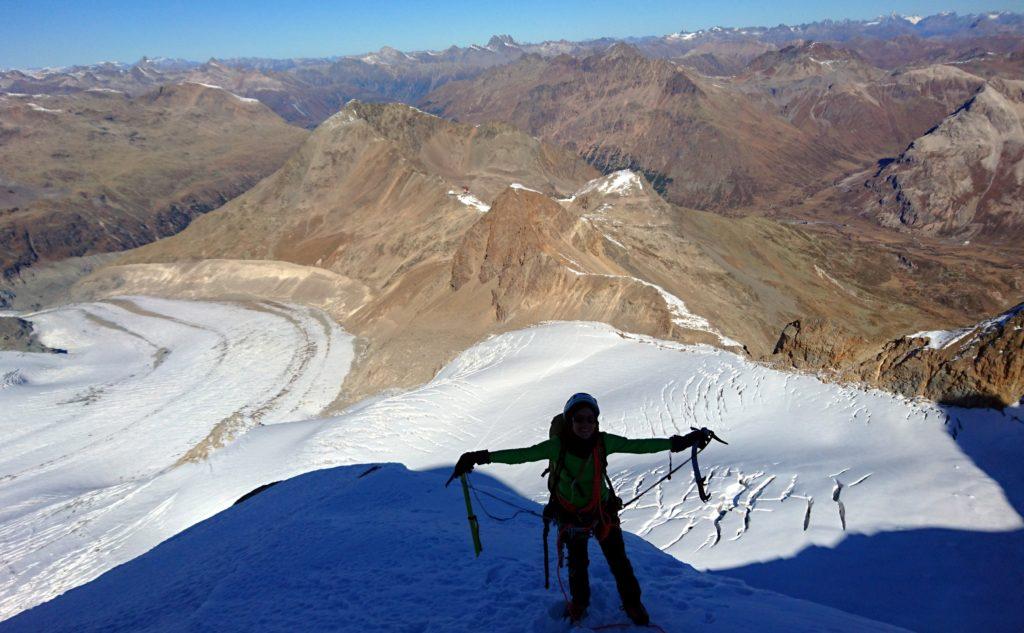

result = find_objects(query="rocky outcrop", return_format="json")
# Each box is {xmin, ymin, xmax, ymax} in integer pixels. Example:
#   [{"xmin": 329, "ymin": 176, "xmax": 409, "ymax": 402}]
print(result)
[
  {"xmin": 771, "ymin": 319, "xmax": 873, "ymax": 370},
  {"xmin": 770, "ymin": 303, "xmax": 1024, "ymax": 408},
  {"xmin": 0, "ymin": 317, "xmax": 64, "ymax": 354},
  {"xmin": 864, "ymin": 303, "xmax": 1024, "ymax": 407}
]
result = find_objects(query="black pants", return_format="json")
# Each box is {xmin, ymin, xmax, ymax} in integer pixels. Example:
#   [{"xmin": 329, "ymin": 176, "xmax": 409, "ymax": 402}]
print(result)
[{"xmin": 565, "ymin": 524, "xmax": 642, "ymax": 608}]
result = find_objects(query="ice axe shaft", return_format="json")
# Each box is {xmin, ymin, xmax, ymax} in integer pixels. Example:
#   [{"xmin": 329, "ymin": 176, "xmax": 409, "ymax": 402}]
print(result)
[
  {"xmin": 459, "ymin": 474, "xmax": 483, "ymax": 557},
  {"xmin": 693, "ymin": 443, "xmax": 711, "ymax": 502}
]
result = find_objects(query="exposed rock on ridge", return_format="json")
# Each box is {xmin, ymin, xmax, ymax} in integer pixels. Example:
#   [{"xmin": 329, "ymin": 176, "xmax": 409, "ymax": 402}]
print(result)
[
  {"xmin": 771, "ymin": 303, "xmax": 1024, "ymax": 407},
  {"xmin": 0, "ymin": 317, "xmax": 64, "ymax": 354},
  {"xmin": 85, "ymin": 105, "xmax": 1023, "ymax": 408}
]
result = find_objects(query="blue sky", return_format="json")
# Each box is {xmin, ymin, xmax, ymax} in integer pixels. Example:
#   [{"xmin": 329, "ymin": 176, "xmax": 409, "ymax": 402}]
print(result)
[{"xmin": 1, "ymin": 0, "xmax": 1021, "ymax": 69}]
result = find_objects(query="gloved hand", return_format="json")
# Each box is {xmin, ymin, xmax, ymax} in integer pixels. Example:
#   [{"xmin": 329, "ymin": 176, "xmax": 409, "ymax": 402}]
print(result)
[
  {"xmin": 670, "ymin": 429, "xmax": 712, "ymax": 452},
  {"xmin": 447, "ymin": 450, "xmax": 491, "ymax": 485}
]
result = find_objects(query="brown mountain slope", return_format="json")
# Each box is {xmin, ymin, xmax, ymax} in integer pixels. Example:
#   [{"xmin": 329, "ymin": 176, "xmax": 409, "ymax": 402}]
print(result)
[
  {"xmin": 421, "ymin": 44, "xmax": 843, "ymax": 211},
  {"xmin": 0, "ymin": 84, "xmax": 307, "ymax": 278},
  {"xmin": 859, "ymin": 78, "xmax": 1024, "ymax": 241},
  {"xmin": 735, "ymin": 43, "xmax": 984, "ymax": 159},
  {"xmin": 81, "ymin": 105, "xmax": 1022, "ymax": 406},
  {"xmin": 119, "ymin": 100, "xmax": 595, "ymax": 291}
]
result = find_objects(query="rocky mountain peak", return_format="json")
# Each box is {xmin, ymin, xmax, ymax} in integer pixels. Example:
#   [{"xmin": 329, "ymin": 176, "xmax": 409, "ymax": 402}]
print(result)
[
  {"xmin": 377, "ymin": 46, "xmax": 408, "ymax": 62},
  {"xmin": 487, "ymin": 34, "xmax": 518, "ymax": 48},
  {"xmin": 450, "ymin": 186, "xmax": 580, "ymax": 291},
  {"xmin": 325, "ymin": 99, "xmax": 445, "ymax": 139},
  {"xmin": 603, "ymin": 42, "xmax": 644, "ymax": 60},
  {"xmin": 744, "ymin": 40, "xmax": 867, "ymax": 75}
]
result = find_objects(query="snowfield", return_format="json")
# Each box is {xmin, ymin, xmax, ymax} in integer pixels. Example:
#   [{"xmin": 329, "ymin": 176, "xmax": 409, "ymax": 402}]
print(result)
[
  {"xmin": 1, "ymin": 299, "xmax": 1021, "ymax": 631},
  {"xmin": 0, "ymin": 465, "xmax": 906, "ymax": 633},
  {"xmin": 0, "ymin": 297, "xmax": 354, "ymax": 619}
]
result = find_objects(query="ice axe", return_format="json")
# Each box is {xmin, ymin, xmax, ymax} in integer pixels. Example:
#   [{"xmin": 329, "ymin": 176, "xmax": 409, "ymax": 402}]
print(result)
[
  {"xmin": 691, "ymin": 426, "xmax": 728, "ymax": 502},
  {"xmin": 621, "ymin": 427, "xmax": 728, "ymax": 508},
  {"xmin": 458, "ymin": 474, "xmax": 483, "ymax": 557}
]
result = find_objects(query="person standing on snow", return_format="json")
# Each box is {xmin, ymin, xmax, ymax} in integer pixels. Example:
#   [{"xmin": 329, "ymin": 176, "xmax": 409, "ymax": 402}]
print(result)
[{"xmin": 449, "ymin": 392, "xmax": 713, "ymax": 626}]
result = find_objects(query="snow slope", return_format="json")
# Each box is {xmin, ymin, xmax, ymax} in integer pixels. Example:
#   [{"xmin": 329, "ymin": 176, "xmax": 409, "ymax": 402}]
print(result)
[
  {"xmin": 1, "ymin": 303, "xmax": 1021, "ymax": 630},
  {"xmin": 0, "ymin": 297, "xmax": 354, "ymax": 619},
  {"xmin": 0, "ymin": 464, "xmax": 906, "ymax": 632}
]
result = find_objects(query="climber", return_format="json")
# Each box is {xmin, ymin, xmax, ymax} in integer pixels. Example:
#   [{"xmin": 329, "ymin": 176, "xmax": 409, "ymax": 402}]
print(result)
[{"xmin": 449, "ymin": 392, "xmax": 713, "ymax": 625}]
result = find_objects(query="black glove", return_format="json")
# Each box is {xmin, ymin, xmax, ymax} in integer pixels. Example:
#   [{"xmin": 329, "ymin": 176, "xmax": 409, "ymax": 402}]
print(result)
[
  {"xmin": 447, "ymin": 450, "xmax": 491, "ymax": 485},
  {"xmin": 670, "ymin": 429, "xmax": 711, "ymax": 453}
]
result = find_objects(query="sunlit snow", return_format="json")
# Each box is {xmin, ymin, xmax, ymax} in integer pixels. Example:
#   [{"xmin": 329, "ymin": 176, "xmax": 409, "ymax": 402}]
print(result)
[{"xmin": 1, "ymin": 300, "xmax": 1021, "ymax": 630}]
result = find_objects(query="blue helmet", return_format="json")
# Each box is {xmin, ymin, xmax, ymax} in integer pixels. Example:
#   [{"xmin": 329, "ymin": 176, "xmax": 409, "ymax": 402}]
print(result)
[{"xmin": 563, "ymin": 392, "xmax": 600, "ymax": 420}]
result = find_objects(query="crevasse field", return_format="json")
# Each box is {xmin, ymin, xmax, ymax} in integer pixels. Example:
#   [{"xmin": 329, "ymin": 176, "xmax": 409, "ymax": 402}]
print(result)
[{"xmin": 1, "ymin": 297, "xmax": 1021, "ymax": 632}]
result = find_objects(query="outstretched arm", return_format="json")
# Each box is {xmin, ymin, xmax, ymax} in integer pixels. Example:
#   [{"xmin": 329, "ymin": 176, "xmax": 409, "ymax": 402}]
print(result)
[
  {"xmin": 489, "ymin": 438, "xmax": 558, "ymax": 465},
  {"xmin": 446, "ymin": 438, "xmax": 558, "ymax": 486},
  {"xmin": 604, "ymin": 429, "xmax": 712, "ymax": 455}
]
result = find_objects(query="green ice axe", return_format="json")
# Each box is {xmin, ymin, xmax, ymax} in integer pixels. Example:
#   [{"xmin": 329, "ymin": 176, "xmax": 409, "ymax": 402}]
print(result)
[{"xmin": 459, "ymin": 474, "xmax": 483, "ymax": 557}]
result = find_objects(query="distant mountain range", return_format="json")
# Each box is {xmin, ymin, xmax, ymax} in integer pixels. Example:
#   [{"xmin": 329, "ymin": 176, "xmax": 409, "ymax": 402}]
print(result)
[
  {"xmin": 3, "ymin": 11, "xmax": 1023, "ymax": 127},
  {"xmin": 2, "ymin": 9, "xmax": 1022, "ymax": 406}
]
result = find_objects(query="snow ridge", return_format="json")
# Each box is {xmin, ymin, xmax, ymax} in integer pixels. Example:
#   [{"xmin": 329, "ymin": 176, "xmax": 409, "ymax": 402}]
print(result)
[
  {"xmin": 1, "ymin": 303, "xmax": 1021, "ymax": 631},
  {"xmin": 0, "ymin": 464, "xmax": 906, "ymax": 633}
]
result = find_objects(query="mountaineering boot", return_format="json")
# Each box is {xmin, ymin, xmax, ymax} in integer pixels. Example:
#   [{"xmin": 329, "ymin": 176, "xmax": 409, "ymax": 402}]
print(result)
[
  {"xmin": 565, "ymin": 602, "xmax": 587, "ymax": 623},
  {"xmin": 623, "ymin": 600, "xmax": 649, "ymax": 626}
]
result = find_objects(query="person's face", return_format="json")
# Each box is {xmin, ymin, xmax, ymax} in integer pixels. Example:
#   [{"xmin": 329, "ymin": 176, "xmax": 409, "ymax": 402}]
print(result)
[{"xmin": 571, "ymin": 406, "xmax": 597, "ymax": 440}]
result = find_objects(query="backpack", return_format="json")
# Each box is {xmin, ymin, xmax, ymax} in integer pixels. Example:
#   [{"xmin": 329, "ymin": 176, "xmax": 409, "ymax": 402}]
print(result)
[{"xmin": 543, "ymin": 414, "xmax": 620, "ymax": 514}]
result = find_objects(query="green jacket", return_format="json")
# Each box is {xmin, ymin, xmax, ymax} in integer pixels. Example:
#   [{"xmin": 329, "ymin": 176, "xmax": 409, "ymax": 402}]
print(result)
[{"xmin": 490, "ymin": 432, "xmax": 670, "ymax": 508}]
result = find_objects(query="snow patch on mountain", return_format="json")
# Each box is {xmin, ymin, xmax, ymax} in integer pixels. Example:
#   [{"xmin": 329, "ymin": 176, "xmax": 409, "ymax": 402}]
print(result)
[
  {"xmin": 448, "ymin": 190, "xmax": 490, "ymax": 213},
  {"xmin": 185, "ymin": 82, "xmax": 260, "ymax": 104},
  {"xmin": 510, "ymin": 182, "xmax": 542, "ymax": 193},
  {"xmin": 25, "ymin": 103, "xmax": 61, "ymax": 114},
  {"xmin": 909, "ymin": 303, "xmax": 1024, "ymax": 349},
  {"xmin": 576, "ymin": 170, "xmax": 645, "ymax": 197}
]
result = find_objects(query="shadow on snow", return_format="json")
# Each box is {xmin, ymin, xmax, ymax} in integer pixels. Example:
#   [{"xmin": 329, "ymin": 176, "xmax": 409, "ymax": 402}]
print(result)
[{"xmin": 716, "ymin": 404, "xmax": 1024, "ymax": 633}]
